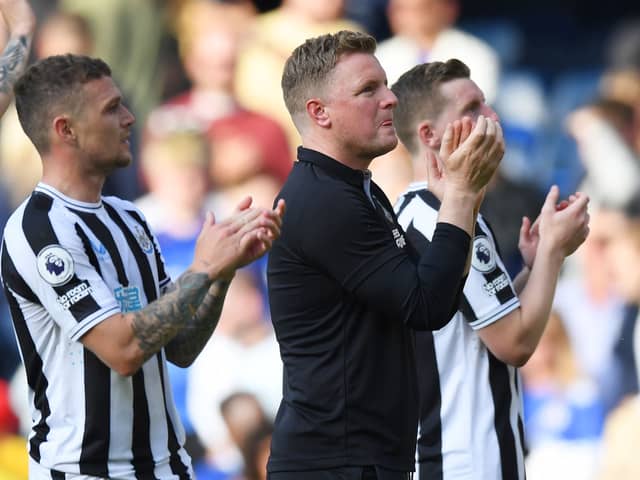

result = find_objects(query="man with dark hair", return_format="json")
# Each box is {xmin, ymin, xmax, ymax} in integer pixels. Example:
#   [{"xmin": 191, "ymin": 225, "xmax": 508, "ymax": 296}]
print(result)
[
  {"xmin": 268, "ymin": 31, "xmax": 504, "ymax": 480},
  {"xmin": 1, "ymin": 53, "xmax": 285, "ymax": 479},
  {"xmin": 392, "ymin": 59, "xmax": 590, "ymax": 480}
]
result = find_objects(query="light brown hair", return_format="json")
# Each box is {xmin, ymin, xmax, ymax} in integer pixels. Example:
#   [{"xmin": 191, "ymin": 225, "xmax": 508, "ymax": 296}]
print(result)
[{"xmin": 281, "ymin": 30, "xmax": 377, "ymax": 120}]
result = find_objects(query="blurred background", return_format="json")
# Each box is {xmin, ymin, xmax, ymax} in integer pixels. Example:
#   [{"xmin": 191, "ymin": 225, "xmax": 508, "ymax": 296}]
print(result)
[{"xmin": 3, "ymin": 1, "xmax": 640, "ymax": 479}]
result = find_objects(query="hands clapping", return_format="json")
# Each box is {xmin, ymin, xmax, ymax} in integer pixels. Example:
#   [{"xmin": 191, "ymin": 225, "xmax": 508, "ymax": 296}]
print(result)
[
  {"xmin": 190, "ymin": 196, "xmax": 286, "ymax": 281},
  {"xmin": 425, "ymin": 115, "xmax": 503, "ymax": 203}
]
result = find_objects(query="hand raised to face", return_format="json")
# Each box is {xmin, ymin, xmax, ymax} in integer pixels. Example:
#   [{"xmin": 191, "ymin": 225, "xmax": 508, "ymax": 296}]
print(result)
[{"xmin": 439, "ymin": 115, "xmax": 505, "ymax": 196}]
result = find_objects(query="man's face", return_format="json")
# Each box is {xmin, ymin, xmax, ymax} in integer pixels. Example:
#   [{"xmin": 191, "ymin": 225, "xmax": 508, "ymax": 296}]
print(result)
[
  {"xmin": 323, "ymin": 52, "xmax": 399, "ymax": 162},
  {"xmin": 73, "ymin": 76, "xmax": 135, "ymax": 173},
  {"xmin": 430, "ymin": 77, "xmax": 498, "ymax": 149}
]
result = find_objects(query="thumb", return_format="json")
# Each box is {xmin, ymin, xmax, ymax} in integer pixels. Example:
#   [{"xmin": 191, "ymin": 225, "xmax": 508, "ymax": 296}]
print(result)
[
  {"xmin": 204, "ymin": 211, "xmax": 215, "ymax": 226},
  {"xmin": 542, "ymin": 185, "xmax": 560, "ymax": 213}
]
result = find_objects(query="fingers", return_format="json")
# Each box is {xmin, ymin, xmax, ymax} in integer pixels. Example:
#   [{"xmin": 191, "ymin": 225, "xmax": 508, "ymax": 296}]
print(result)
[
  {"xmin": 273, "ymin": 198, "xmax": 286, "ymax": 219},
  {"xmin": 520, "ymin": 216, "xmax": 532, "ymax": 241},
  {"xmin": 440, "ymin": 122, "xmax": 455, "ymax": 160},
  {"xmin": 457, "ymin": 115, "xmax": 490, "ymax": 154},
  {"xmin": 451, "ymin": 120, "xmax": 461, "ymax": 152},
  {"xmin": 204, "ymin": 211, "xmax": 215, "ymax": 227},
  {"xmin": 561, "ymin": 191, "xmax": 589, "ymax": 214},
  {"xmin": 530, "ymin": 213, "xmax": 541, "ymax": 235},
  {"xmin": 234, "ymin": 196, "xmax": 253, "ymax": 213},
  {"xmin": 542, "ymin": 185, "xmax": 560, "ymax": 213},
  {"xmin": 460, "ymin": 117, "xmax": 473, "ymax": 144}
]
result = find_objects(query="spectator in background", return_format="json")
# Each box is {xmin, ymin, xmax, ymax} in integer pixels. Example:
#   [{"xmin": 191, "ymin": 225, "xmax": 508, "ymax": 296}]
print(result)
[
  {"xmin": 146, "ymin": 0, "xmax": 291, "ymax": 215},
  {"xmin": 597, "ymin": 396, "xmax": 640, "ymax": 480},
  {"xmin": 566, "ymin": 98, "xmax": 640, "ymax": 211},
  {"xmin": 60, "ymin": 0, "xmax": 166, "ymax": 125},
  {"xmin": 376, "ymin": 0, "xmax": 500, "ymax": 103},
  {"xmin": 234, "ymin": 0, "xmax": 362, "ymax": 153},
  {"xmin": 521, "ymin": 312, "xmax": 605, "ymax": 480},
  {"xmin": 240, "ymin": 419, "xmax": 273, "ymax": 480},
  {"xmin": 0, "ymin": 10, "xmax": 93, "ymax": 210},
  {"xmin": 135, "ymin": 129, "xmax": 215, "ymax": 463},
  {"xmin": 0, "ymin": 0, "xmax": 35, "ymax": 387},
  {"xmin": 0, "ymin": 0, "xmax": 34, "ymax": 117},
  {"xmin": 344, "ymin": 0, "xmax": 391, "ymax": 40},
  {"xmin": 607, "ymin": 216, "xmax": 640, "ymax": 392},
  {"xmin": 136, "ymin": 130, "xmax": 212, "ymax": 250},
  {"xmin": 553, "ymin": 207, "xmax": 631, "ymax": 413},
  {"xmin": 187, "ymin": 269, "xmax": 281, "ymax": 478}
]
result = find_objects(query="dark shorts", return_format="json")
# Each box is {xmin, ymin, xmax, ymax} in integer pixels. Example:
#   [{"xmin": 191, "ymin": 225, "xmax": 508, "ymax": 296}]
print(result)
[{"xmin": 268, "ymin": 466, "xmax": 413, "ymax": 480}]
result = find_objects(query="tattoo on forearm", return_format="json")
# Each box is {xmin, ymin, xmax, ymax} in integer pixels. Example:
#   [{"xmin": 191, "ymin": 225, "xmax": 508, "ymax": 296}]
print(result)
[
  {"xmin": 131, "ymin": 271, "xmax": 211, "ymax": 363},
  {"xmin": 0, "ymin": 36, "xmax": 29, "ymax": 95},
  {"xmin": 165, "ymin": 280, "xmax": 231, "ymax": 366}
]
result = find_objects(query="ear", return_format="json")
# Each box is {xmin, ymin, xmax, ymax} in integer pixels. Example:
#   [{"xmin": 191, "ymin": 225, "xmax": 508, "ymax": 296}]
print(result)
[
  {"xmin": 305, "ymin": 98, "xmax": 331, "ymax": 128},
  {"xmin": 53, "ymin": 116, "xmax": 77, "ymax": 145},
  {"xmin": 417, "ymin": 120, "xmax": 439, "ymax": 149}
]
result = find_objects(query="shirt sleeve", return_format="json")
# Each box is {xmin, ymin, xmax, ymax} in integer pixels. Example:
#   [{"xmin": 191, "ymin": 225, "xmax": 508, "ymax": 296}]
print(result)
[
  {"xmin": 3, "ymin": 216, "xmax": 121, "ymax": 343},
  {"xmin": 461, "ymin": 229, "xmax": 520, "ymax": 330},
  {"xmin": 299, "ymin": 190, "xmax": 470, "ymax": 331}
]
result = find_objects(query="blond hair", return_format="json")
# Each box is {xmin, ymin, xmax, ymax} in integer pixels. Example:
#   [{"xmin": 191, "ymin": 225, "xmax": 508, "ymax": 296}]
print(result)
[{"xmin": 281, "ymin": 30, "xmax": 376, "ymax": 119}]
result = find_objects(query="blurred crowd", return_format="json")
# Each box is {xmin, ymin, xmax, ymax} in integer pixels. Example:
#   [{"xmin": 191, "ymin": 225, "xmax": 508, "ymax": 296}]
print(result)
[{"xmin": 2, "ymin": 1, "xmax": 640, "ymax": 479}]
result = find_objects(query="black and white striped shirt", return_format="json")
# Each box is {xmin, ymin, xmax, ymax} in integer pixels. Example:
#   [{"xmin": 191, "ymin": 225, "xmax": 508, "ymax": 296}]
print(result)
[
  {"xmin": 0, "ymin": 183, "xmax": 193, "ymax": 479},
  {"xmin": 395, "ymin": 183, "xmax": 526, "ymax": 480}
]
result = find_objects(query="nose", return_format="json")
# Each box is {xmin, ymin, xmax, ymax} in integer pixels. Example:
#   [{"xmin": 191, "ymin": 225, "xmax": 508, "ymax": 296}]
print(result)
[
  {"xmin": 121, "ymin": 105, "xmax": 136, "ymax": 127},
  {"xmin": 382, "ymin": 86, "xmax": 398, "ymax": 109}
]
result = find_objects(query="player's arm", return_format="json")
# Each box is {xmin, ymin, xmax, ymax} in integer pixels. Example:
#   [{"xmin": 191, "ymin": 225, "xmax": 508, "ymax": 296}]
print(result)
[
  {"xmin": 80, "ymin": 200, "xmax": 284, "ymax": 375},
  {"xmin": 478, "ymin": 187, "xmax": 589, "ymax": 366},
  {"xmin": 0, "ymin": 0, "xmax": 35, "ymax": 116}
]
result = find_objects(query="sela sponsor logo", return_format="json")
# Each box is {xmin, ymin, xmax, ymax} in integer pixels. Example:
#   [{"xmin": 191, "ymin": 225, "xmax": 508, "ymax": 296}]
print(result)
[
  {"xmin": 89, "ymin": 238, "xmax": 109, "ymax": 260},
  {"xmin": 57, "ymin": 281, "xmax": 92, "ymax": 309},
  {"xmin": 483, "ymin": 273, "xmax": 510, "ymax": 296},
  {"xmin": 37, "ymin": 245, "xmax": 74, "ymax": 286},
  {"xmin": 114, "ymin": 285, "xmax": 142, "ymax": 312},
  {"xmin": 471, "ymin": 236, "xmax": 496, "ymax": 273},
  {"xmin": 392, "ymin": 228, "xmax": 406, "ymax": 249},
  {"xmin": 133, "ymin": 225, "xmax": 153, "ymax": 254}
]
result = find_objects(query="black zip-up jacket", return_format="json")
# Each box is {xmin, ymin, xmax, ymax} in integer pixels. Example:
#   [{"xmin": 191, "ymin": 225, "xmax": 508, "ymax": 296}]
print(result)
[{"xmin": 267, "ymin": 147, "xmax": 470, "ymax": 474}]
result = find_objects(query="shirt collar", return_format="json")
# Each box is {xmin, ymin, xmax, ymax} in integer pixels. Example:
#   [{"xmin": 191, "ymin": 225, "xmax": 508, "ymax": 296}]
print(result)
[{"xmin": 297, "ymin": 146, "xmax": 368, "ymax": 187}]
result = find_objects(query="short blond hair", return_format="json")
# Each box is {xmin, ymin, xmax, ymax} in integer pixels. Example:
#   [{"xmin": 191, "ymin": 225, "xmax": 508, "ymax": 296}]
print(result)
[{"xmin": 281, "ymin": 30, "xmax": 376, "ymax": 118}]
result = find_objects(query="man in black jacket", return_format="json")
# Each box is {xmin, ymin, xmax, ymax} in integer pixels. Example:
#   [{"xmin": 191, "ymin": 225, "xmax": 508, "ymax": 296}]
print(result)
[{"xmin": 267, "ymin": 30, "xmax": 504, "ymax": 480}]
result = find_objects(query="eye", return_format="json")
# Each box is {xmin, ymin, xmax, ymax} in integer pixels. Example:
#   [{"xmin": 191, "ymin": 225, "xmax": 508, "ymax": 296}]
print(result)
[{"xmin": 359, "ymin": 84, "xmax": 376, "ymax": 95}]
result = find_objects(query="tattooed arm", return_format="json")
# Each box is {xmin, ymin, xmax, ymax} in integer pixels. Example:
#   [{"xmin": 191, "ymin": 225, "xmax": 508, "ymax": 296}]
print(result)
[
  {"xmin": 0, "ymin": 0, "xmax": 35, "ymax": 116},
  {"xmin": 80, "ymin": 199, "xmax": 285, "ymax": 376},
  {"xmin": 163, "ymin": 278, "xmax": 232, "ymax": 367}
]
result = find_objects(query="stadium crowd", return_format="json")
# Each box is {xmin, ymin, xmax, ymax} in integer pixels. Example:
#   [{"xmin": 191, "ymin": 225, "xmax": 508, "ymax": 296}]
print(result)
[{"xmin": 1, "ymin": 0, "xmax": 640, "ymax": 479}]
